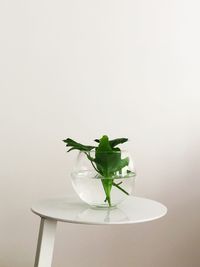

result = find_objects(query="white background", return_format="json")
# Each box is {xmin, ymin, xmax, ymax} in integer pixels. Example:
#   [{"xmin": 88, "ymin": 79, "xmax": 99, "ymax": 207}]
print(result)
[{"xmin": 0, "ymin": 0, "xmax": 200, "ymax": 266}]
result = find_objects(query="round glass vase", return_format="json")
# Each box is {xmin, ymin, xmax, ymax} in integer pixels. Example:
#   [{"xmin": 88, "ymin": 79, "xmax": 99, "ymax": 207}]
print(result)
[{"xmin": 71, "ymin": 150, "xmax": 136, "ymax": 208}]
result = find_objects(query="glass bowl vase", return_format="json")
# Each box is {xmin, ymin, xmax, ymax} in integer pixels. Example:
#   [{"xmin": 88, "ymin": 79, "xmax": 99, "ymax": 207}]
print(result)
[{"xmin": 71, "ymin": 150, "xmax": 136, "ymax": 208}]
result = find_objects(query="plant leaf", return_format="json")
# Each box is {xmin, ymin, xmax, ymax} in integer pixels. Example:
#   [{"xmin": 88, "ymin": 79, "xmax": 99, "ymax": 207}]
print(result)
[
  {"xmin": 109, "ymin": 138, "xmax": 128, "ymax": 147},
  {"xmin": 94, "ymin": 135, "xmax": 129, "ymax": 177},
  {"xmin": 63, "ymin": 138, "xmax": 96, "ymax": 152}
]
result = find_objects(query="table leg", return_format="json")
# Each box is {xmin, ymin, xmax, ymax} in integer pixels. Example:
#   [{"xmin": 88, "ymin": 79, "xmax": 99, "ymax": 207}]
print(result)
[{"xmin": 34, "ymin": 218, "xmax": 57, "ymax": 267}]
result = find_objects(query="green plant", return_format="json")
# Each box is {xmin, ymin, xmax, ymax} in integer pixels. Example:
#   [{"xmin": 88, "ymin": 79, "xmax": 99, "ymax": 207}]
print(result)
[{"xmin": 63, "ymin": 135, "xmax": 134, "ymax": 207}]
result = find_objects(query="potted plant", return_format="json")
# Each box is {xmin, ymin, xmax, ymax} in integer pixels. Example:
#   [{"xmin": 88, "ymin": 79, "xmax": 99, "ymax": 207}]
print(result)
[{"xmin": 63, "ymin": 135, "xmax": 136, "ymax": 208}]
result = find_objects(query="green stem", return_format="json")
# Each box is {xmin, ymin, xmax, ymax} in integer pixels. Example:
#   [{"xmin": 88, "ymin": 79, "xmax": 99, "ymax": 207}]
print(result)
[
  {"xmin": 112, "ymin": 182, "xmax": 129, "ymax": 195},
  {"xmin": 91, "ymin": 161, "xmax": 99, "ymax": 173},
  {"xmin": 101, "ymin": 177, "xmax": 112, "ymax": 207},
  {"xmin": 85, "ymin": 152, "xmax": 99, "ymax": 173},
  {"xmin": 115, "ymin": 181, "xmax": 123, "ymax": 186}
]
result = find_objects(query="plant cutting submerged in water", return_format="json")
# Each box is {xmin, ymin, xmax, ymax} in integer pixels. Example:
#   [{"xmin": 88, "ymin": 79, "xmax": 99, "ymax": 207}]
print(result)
[{"xmin": 63, "ymin": 135, "xmax": 135, "ymax": 207}]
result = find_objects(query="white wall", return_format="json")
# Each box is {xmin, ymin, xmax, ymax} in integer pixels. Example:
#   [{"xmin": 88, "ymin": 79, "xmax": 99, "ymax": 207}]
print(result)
[{"xmin": 0, "ymin": 0, "xmax": 200, "ymax": 266}]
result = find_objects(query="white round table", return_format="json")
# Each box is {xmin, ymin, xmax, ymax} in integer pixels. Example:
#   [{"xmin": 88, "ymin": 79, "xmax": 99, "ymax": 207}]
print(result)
[{"xmin": 31, "ymin": 196, "xmax": 167, "ymax": 267}]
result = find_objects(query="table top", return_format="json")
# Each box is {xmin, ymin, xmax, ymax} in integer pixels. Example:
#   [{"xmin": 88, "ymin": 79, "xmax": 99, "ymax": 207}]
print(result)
[{"xmin": 31, "ymin": 196, "xmax": 167, "ymax": 225}]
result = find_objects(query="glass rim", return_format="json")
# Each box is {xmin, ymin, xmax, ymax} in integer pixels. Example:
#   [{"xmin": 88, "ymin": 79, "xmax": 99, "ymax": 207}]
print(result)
[{"xmin": 71, "ymin": 172, "xmax": 136, "ymax": 179}]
